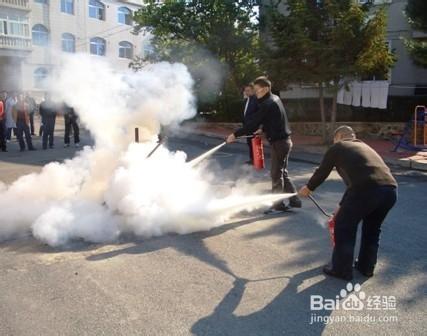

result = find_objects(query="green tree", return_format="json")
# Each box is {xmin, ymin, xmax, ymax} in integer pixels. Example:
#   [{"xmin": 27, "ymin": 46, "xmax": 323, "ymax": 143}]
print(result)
[
  {"xmin": 133, "ymin": 0, "xmax": 259, "ymax": 115},
  {"xmin": 405, "ymin": 0, "xmax": 427, "ymax": 67},
  {"xmin": 262, "ymin": 0, "xmax": 395, "ymax": 141}
]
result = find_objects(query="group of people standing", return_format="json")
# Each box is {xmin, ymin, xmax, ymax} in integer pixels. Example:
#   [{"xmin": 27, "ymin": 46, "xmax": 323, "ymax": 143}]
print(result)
[
  {"xmin": 0, "ymin": 92, "xmax": 80, "ymax": 152},
  {"xmin": 227, "ymin": 76, "xmax": 397, "ymax": 281}
]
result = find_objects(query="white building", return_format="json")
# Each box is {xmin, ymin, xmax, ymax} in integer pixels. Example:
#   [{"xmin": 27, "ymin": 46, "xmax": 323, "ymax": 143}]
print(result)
[{"xmin": 0, "ymin": 0, "xmax": 152, "ymax": 99}]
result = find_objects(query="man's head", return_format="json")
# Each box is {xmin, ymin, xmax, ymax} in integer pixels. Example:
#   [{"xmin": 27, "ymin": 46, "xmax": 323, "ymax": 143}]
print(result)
[
  {"xmin": 17, "ymin": 92, "xmax": 25, "ymax": 102},
  {"xmin": 253, "ymin": 76, "xmax": 272, "ymax": 99},
  {"xmin": 333, "ymin": 125, "xmax": 356, "ymax": 143},
  {"xmin": 243, "ymin": 83, "xmax": 254, "ymax": 98}
]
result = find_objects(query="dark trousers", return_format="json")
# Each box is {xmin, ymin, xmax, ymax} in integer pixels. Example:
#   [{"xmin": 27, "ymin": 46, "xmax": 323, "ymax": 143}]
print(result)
[
  {"xmin": 29, "ymin": 113, "xmax": 35, "ymax": 135},
  {"xmin": 64, "ymin": 118, "xmax": 80, "ymax": 144},
  {"xmin": 16, "ymin": 121, "xmax": 34, "ymax": 150},
  {"xmin": 7, "ymin": 127, "xmax": 16, "ymax": 140},
  {"xmin": 246, "ymin": 137, "xmax": 253, "ymax": 162},
  {"xmin": 270, "ymin": 138, "xmax": 300, "ymax": 205},
  {"xmin": 42, "ymin": 117, "xmax": 56, "ymax": 149},
  {"xmin": 332, "ymin": 186, "xmax": 397, "ymax": 276},
  {"xmin": 0, "ymin": 120, "xmax": 6, "ymax": 151}
]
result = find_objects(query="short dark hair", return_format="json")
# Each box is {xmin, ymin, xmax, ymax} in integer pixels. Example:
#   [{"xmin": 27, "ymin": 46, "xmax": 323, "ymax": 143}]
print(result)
[
  {"xmin": 245, "ymin": 82, "xmax": 254, "ymax": 89},
  {"xmin": 253, "ymin": 76, "xmax": 272, "ymax": 89}
]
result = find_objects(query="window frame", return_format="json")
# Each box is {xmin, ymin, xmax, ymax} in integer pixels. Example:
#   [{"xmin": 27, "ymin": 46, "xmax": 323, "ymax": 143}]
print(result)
[
  {"xmin": 61, "ymin": 0, "xmax": 74, "ymax": 15},
  {"xmin": 90, "ymin": 37, "xmax": 106, "ymax": 56},
  {"xmin": 32, "ymin": 24, "xmax": 49, "ymax": 46},
  {"xmin": 34, "ymin": 67, "xmax": 48, "ymax": 88},
  {"xmin": 118, "ymin": 7, "xmax": 132, "ymax": 25},
  {"xmin": 118, "ymin": 41, "xmax": 133, "ymax": 59},
  {"xmin": 61, "ymin": 33, "xmax": 75, "ymax": 53},
  {"xmin": 89, "ymin": 0, "xmax": 105, "ymax": 21}
]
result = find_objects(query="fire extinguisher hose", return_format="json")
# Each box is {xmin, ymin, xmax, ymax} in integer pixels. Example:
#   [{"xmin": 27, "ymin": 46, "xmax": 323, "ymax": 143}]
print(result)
[{"xmin": 308, "ymin": 195, "xmax": 332, "ymax": 218}]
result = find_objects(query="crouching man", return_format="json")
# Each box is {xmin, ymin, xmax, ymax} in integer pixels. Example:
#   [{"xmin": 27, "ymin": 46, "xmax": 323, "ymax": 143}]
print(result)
[{"xmin": 299, "ymin": 126, "xmax": 397, "ymax": 281}]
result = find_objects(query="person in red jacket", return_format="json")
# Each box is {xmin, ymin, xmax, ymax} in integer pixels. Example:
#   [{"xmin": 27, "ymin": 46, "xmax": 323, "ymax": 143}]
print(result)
[{"xmin": 0, "ymin": 92, "xmax": 7, "ymax": 151}]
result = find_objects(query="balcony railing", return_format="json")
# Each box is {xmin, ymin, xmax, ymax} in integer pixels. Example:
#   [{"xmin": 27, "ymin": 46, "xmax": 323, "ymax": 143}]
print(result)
[
  {"xmin": 0, "ymin": 35, "xmax": 32, "ymax": 51},
  {"xmin": 0, "ymin": 0, "xmax": 31, "ymax": 11}
]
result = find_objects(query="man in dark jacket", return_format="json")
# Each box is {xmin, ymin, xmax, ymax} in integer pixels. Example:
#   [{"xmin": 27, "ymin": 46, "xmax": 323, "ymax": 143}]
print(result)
[
  {"xmin": 39, "ymin": 93, "xmax": 57, "ymax": 150},
  {"xmin": 63, "ymin": 103, "xmax": 80, "ymax": 148},
  {"xmin": 242, "ymin": 83, "xmax": 258, "ymax": 164},
  {"xmin": 226, "ymin": 76, "xmax": 301, "ymax": 212},
  {"xmin": 25, "ymin": 92, "xmax": 37, "ymax": 135},
  {"xmin": 299, "ymin": 126, "xmax": 397, "ymax": 281}
]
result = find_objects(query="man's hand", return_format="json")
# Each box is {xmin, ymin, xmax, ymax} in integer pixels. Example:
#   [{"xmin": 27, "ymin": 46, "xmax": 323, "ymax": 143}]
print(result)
[
  {"xmin": 253, "ymin": 128, "xmax": 263, "ymax": 135},
  {"xmin": 226, "ymin": 133, "xmax": 236, "ymax": 144},
  {"xmin": 298, "ymin": 185, "xmax": 312, "ymax": 198}
]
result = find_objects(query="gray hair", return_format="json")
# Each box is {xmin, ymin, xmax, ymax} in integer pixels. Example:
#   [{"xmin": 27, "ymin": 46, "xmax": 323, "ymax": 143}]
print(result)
[{"xmin": 334, "ymin": 125, "xmax": 356, "ymax": 139}]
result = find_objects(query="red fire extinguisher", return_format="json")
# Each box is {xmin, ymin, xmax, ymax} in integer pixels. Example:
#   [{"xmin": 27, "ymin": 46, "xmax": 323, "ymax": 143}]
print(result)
[
  {"xmin": 251, "ymin": 136, "xmax": 265, "ymax": 170},
  {"xmin": 327, "ymin": 215, "xmax": 336, "ymax": 247}
]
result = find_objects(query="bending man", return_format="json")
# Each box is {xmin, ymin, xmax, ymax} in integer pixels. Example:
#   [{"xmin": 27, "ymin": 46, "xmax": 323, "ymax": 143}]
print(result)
[{"xmin": 299, "ymin": 126, "xmax": 397, "ymax": 281}]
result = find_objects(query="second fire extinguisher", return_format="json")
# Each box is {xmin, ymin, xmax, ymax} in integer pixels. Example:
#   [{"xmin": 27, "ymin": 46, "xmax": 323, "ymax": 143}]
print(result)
[
  {"xmin": 251, "ymin": 135, "xmax": 265, "ymax": 170},
  {"xmin": 327, "ymin": 215, "xmax": 336, "ymax": 247}
]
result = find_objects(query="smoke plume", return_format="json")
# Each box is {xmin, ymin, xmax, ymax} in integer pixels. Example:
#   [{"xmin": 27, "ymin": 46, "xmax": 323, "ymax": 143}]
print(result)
[{"xmin": 0, "ymin": 54, "xmax": 291, "ymax": 247}]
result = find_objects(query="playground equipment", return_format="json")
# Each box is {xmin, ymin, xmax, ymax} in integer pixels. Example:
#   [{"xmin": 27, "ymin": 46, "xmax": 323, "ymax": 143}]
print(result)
[{"xmin": 393, "ymin": 105, "xmax": 427, "ymax": 152}]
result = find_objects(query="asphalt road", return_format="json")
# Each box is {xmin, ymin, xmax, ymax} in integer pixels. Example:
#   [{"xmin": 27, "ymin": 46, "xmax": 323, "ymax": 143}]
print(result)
[{"xmin": 0, "ymin": 132, "xmax": 426, "ymax": 336}]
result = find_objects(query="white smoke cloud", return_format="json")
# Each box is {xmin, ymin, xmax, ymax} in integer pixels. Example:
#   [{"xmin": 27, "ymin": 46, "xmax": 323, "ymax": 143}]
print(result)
[{"xmin": 0, "ymin": 54, "xmax": 292, "ymax": 247}]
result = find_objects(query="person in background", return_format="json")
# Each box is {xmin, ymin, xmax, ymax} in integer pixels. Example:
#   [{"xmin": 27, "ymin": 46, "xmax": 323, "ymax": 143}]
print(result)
[
  {"xmin": 5, "ymin": 91, "xmax": 17, "ymax": 141},
  {"xmin": 25, "ymin": 92, "xmax": 37, "ymax": 135},
  {"xmin": 226, "ymin": 76, "xmax": 302, "ymax": 213},
  {"xmin": 242, "ymin": 83, "xmax": 258, "ymax": 164},
  {"xmin": 12, "ymin": 93, "xmax": 36, "ymax": 152},
  {"xmin": 299, "ymin": 126, "xmax": 397, "ymax": 281},
  {"xmin": 0, "ymin": 92, "xmax": 7, "ymax": 152},
  {"xmin": 63, "ymin": 103, "xmax": 80, "ymax": 148},
  {"xmin": 39, "ymin": 93, "xmax": 57, "ymax": 150}
]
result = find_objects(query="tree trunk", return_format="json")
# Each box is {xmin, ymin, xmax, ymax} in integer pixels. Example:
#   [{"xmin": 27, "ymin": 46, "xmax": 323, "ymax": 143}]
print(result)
[
  {"xmin": 330, "ymin": 92, "xmax": 337, "ymax": 141},
  {"xmin": 319, "ymin": 84, "xmax": 327, "ymax": 143}
]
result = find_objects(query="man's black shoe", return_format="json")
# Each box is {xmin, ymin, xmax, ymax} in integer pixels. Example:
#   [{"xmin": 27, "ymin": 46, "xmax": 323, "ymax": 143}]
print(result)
[
  {"xmin": 264, "ymin": 202, "xmax": 292, "ymax": 215},
  {"xmin": 245, "ymin": 160, "xmax": 252, "ymax": 165},
  {"xmin": 29, "ymin": 147, "xmax": 37, "ymax": 151},
  {"xmin": 323, "ymin": 265, "xmax": 353, "ymax": 281},
  {"xmin": 289, "ymin": 197, "xmax": 302, "ymax": 208},
  {"xmin": 354, "ymin": 261, "xmax": 374, "ymax": 277}
]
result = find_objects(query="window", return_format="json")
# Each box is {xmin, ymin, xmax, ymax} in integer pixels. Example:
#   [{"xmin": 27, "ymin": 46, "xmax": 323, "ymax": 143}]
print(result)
[
  {"xmin": 118, "ymin": 7, "xmax": 132, "ymax": 25},
  {"xmin": 62, "ymin": 33, "xmax": 75, "ymax": 53},
  {"xmin": 90, "ymin": 37, "xmax": 106, "ymax": 56},
  {"xmin": 89, "ymin": 0, "xmax": 105, "ymax": 21},
  {"xmin": 119, "ymin": 41, "xmax": 133, "ymax": 59},
  {"xmin": 35, "ymin": 0, "xmax": 48, "ymax": 4},
  {"xmin": 143, "ymin": 44, "xmax": 154, "ymax": 57},
  {"xmin": 0, "ymin": 15, "xmax": 30, "ymax": 37},
  {"xmin": 61, "ymin": 0, "xmax": 74, "ymax": 15},
  {"xmin": 34, "ymin": 68, "xmax": 48, "ymax": 88},
  {"xmin": 32, "ymin": 24, "xmax": 49, "ymax": 46}
]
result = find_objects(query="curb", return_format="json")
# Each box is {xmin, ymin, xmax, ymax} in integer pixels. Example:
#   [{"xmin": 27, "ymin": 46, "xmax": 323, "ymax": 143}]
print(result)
[{"xmin": 182, "ymin": 128, "xmax": 427, "ymax": 172}]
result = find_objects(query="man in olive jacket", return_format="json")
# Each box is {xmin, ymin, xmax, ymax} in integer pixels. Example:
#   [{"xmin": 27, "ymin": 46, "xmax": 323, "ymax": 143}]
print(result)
[{"xmin": 299, "ymin": 126, "xmax": 397, "ymax": 281}]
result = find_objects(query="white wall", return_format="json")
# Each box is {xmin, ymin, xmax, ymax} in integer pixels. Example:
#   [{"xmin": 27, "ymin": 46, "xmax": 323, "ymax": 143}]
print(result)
[{"xmin": 22, "ymin": 0, "xmax": 147, "ymax": 96}]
